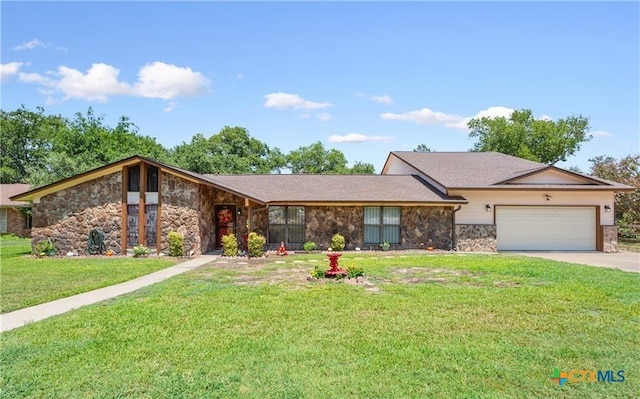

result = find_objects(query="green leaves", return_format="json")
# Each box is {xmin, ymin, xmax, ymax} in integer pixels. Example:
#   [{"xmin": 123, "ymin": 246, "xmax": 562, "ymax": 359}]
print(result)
[{"xmin": 468, "ymin": 108, "xmax": 591, "ymax": 164}]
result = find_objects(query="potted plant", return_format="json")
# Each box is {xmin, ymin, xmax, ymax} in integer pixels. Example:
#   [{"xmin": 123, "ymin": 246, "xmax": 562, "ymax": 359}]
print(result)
[
  {"xmin": 35, "ymin": 238, "xmax": 57, "ymax": 256},
  {"xmin": 380, "ymin": 241, "xmax": 390, "ymax": 251}
]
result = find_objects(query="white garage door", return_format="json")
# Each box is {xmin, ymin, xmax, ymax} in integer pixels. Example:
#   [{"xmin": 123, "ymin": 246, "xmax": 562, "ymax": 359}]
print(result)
[{"xmin": 496, "ymin": 206, "xmax": 596, "ymax": 251}]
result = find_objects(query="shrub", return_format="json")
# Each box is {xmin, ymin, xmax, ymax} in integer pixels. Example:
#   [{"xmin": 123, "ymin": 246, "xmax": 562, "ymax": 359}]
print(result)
[
  {"xmin": 347, "ymin": 265, "xmax": 364, "ymax": 279},
  {"xmin": 167, "ymin": 231, "xmax": 185, "ymax": 257},
  {"xmin": 303, "ymin": 241, "xmax": 317, "ymax": 252},
  {"xmin": 221, "ymin": 233, "xmax": 238, "ymax": 257},
  {"xmin": 133, "ymin": 245, "xmax": 151, "ymax": 258},
  {"xmin": 248, "ymin": 232, "xmax": 266, "ymax": 258},
  {"xmin": 330, "ymin": 234, "xmax": 345, "ymax": 251},
  {"xmin": 34, "ymin": 238, "xmax": 56, "ymax": 255},
  {"xmin": 309, "ymin": 264, "xmax": 326, "ymax": 279}
]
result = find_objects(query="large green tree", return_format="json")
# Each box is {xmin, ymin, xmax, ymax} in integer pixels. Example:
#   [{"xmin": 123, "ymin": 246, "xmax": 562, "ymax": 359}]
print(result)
[
  {"xmin": 286, "ymin": 141, "xmax": 349, "ymax": 174},
  {"xmin": 468, "ymin": 109, "xmax": 591, "ymax": 164},
  {"xmin": 171, "ymin": 126, "xmax": 285, "ymax": 174},
  {"xmin": 589, "ymin": 154, "xmax": 639, "ymax": 225}
]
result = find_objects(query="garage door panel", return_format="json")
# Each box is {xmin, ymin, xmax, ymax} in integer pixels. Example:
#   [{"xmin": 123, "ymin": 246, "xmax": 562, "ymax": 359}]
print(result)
[{"xmin": 496, "ymin": 206, "xmax": 595, "ymax": 251}]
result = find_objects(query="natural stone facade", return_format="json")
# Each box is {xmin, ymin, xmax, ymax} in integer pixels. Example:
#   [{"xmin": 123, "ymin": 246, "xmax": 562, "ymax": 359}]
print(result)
[
  {"xmin": 160, "ymin": 173, "xmax": 202, "ymax": 255},
  {"xmin": 602, "ymin": 225, "xmax": 618, "ymax": 253},
  {"xmin": 31, "ymin": 172, "xmax": 122, "ymax": 255},
  {"xmin": 455, "ymin": 224, "xmax": 497, "ymax": 252},
  {"xmin": 305, "ymin": 206, "xmax": 364, "ymax": 250},
  {"xmin": 3, "ymin": 207, "xmax": 30, "ymax": 237},
  {"xmin": 401, "ymin": 206, "xmax": 453, "ymax": 250}
]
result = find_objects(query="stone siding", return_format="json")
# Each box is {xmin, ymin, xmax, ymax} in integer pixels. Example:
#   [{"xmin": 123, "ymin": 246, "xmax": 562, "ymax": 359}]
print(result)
[
  {"xmin": 602, "ymin": 225, "xmax": 618, "ymax": 253},
  {"xmin": 3, "ymin": 207, "xmax": 30, "ymax": 237},
  {"xmin": 160, "ymin": 172, "xmax": 201, "ymax": 254},
  {"xmin": 401, "ymin": 207, "xmax": 453, "ymax": 250},
  {"xmin": 455, "ymin": 224, "xmax": 497, "ymax": 252},
  {"xmin": 305, "ymin": 206, "xmax": 364, "ymax": 250},
  {"xmin": 31, "ymin": 172, "xmax": 122, "ymax": 255},
  {"xmin": 209, "ymin": 188, "xmax": 249, "ymax": 251}
]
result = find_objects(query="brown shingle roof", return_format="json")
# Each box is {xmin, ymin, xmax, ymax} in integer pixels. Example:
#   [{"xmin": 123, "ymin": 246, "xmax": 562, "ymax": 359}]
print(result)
[
  {"xmin": 1, "ymin": 184, "xmax": 31, "ymax": 206},
  {"xmin": 387, "ymin": 151, "xmax": 632, "ymax": 190},
  {"xmin": 204, "ymin": 174, "xmax": 466, "ymax": 204}
]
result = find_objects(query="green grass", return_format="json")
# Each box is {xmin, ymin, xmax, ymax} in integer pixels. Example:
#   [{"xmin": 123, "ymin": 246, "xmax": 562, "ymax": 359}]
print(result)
[
  {"xmin": 0, "ymin": 237, "xmax": 177, "ymax": 313},
  {"xmin": 1, "ymin": 253, "xmax": 638, "ymax": 398}
]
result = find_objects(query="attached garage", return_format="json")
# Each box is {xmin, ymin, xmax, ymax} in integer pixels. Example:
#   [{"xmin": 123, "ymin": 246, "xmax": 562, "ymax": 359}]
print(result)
[{"xmin": 496, "ymin": 206, "xmax": 596, "ymax": 251}]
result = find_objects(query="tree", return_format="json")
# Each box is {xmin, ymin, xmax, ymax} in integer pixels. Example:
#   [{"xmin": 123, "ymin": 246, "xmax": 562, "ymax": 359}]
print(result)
[
  {"xmin": 468, "ymin": 109, "xmax": 591, "ymax": 164},
  {"xmin": 286, "ymin": 141, "xmax": 350, "ymax": 174},
  {"xmin": 589, "ymin": 154, "xmax": 639, "ymax": 225},
  {"xmin": 171, "ymin": 126, "xmax": 285, "ymax": 174},
  {"xmin": 350, "ymin": 161, "xmax": 376, "ymax": 174},
  {"xmin": 413, "ymin": 144, "xmax": 432, "ymax": 152}
]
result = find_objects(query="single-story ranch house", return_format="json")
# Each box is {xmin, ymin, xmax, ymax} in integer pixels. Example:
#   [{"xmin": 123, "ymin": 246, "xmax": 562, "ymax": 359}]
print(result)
[
  {"xmin": 1, "ymin": 184, "xmax": 32, "ymax": 237},
  {"xmin": 10, "ymin": 151, "xmax": 633, "ymax": 255}
]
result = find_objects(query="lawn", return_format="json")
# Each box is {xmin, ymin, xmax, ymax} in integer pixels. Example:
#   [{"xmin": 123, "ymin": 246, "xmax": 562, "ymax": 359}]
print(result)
[
  {"xmin": 1, "ymin": 252, "xmax": 638, "ymax": 398},
  {"xmin": 0, "ymin": 236, "xmax": 177, "ymax": 313}
]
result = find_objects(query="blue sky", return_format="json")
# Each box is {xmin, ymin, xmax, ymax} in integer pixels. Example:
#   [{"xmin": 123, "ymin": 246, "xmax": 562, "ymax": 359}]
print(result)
[{"xmin": 2, "ymin": 1, "xmax": 638, "ymax": 173}]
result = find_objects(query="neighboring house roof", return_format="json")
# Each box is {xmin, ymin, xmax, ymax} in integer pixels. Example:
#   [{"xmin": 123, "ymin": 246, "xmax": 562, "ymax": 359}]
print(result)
[
  {"xmin": 204, "ymin": 174, "xmax": 467, "ymax": 205},
  {"xmin": 0, "ymin": 184, "xmax": 31, "ymax": 207},
  {"xmin": 384, "ymin": 151, "xmax": 634, "ymax": 193}
]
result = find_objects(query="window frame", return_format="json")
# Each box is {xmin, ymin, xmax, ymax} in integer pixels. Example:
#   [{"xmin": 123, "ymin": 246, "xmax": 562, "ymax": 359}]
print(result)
[
  {"xmin": 363, "ymin": 206, "xmax": 401, "ymax": 245},
  {"xmin": 268, "ymin": 206, "xmax": 305, "ymax": 244}
]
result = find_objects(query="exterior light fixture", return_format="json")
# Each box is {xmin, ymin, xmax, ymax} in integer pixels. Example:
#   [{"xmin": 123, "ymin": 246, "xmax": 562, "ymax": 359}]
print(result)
[
  {"xmin": 604, "ymin": 205, "xmax": 612, "ymax": 212},
  {"xmin": 485, "ymin": 204, "xmax": 492, "ymax": 212},
  {"xmin": 237, "ymin": 209, "xmax": 242, "ymax": 216},
  {"xmin": 544, "ymin": 194, "xmax": 551, "ymax": 201}
]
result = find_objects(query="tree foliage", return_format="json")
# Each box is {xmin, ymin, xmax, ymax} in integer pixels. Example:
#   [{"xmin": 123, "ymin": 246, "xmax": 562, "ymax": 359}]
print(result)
[
  {"xmin": 589, "ymin": 154, "xmax": 639, "ymax": 224},
  {"xmin": 413, "ymin": 144, "xmax": 432, "ymax": 152},
  {"xmin": 350, "ymin": 161, "xmax": 376, "ymax": 174},
  {"xmin": 468, "ymin": 109, "xmax": 591, "ymax": 164},
  {"xmin": 286, "ymin": 141, "xmax": 350, "ymax": 174}
]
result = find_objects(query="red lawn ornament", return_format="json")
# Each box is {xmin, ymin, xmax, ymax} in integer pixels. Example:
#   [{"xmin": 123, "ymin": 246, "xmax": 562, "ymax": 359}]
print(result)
[
  {"xmin": 277, "ymin": 241, "xmax": 288, "ymax": 256},
  {"xmin": 325, "ymin": 252, "xmax": 347, "ymax": 278}
]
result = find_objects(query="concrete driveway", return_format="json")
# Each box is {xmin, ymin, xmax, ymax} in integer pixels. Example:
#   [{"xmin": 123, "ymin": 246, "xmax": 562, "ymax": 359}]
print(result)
[{"xmin": 511, "ymin": 251, "xmax": 639, "ymax": 273}]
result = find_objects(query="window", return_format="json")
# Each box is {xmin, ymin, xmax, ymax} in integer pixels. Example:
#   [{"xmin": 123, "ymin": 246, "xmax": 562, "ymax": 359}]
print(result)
[
  {"xmin": 0, "ymin": 208, "xmax": 7, "ymax": 233},
  {"xmin": 128, "ymin": 165, "xmax": 140, "ymax": 192},
  {"xmin": 269, "ymin": 206, "xmax": 305, "ymax": 244},
  {"xmin": 147, "ymin": 165, "xmax": 159, "ymax": 192},
  {"xmin": 364, "ymin": 207, "xmax": 400, "ymax": 244},
  {"xmin": 24, "ymin": 212, "xmax": 32, "ymax": 229}
]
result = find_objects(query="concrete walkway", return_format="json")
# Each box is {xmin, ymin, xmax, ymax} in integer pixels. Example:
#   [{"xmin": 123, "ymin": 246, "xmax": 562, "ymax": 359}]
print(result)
[
  {"xmin": 0, "ymin": 255, "xmax": 217, "ymax": 333},
  {"xmin": 511, "ymin": 251, "xmax": 639, "ymax": 273}
]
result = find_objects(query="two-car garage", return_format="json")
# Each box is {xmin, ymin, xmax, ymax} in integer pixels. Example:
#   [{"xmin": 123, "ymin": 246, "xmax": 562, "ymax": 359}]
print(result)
[{"xmin": 496, "ymin": 206, "xmax": 596, "ymax": 251}]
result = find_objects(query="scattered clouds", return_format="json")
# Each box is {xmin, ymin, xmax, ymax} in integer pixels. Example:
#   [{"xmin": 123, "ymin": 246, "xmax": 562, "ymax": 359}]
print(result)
[
  {"xmin": 14, "ymin": 39, "xmax": 46, "ymax": 50},
  {"xmin": 1, "ymin": 62, "xmax": 25, "ymax": 82},
  {"xmin": 381, "ymin": 105, "xmax": 515, "ymax": 131},
  {"xmin": 18, "ymin": 61, "xmax": 211, "ymax": 102},
  {"xmin": 592, "ymin": 130, "xmax": 614, "ymax": 138},
  {"xmin": 328, "ymin": 133, "xmax": 394, "ymax": 144},
  {"xmin": 264, "ymin": 92, "xmax": 332, "ymax": 110},
  {"xmin": 370, "ymin": 94, "xmax": 394, "ymax": 105},
  {"xmin": 315, "ymin": 112, "xmax": 332, "ymax": 121},
  {"xmin": 163, "ymin": 102, "xmax": 177, "ymax": 113}
]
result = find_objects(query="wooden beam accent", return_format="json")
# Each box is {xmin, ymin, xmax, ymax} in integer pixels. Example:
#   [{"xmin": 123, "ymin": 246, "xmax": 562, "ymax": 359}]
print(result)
[
  {"xmin": 156, "ymin": 170, "xmax": 162, "ymax": 254},
  {"xmin": 138, "ymin": 162, "xmax": 147, "ymax": 246},
  {"xmin": 595, "ymin": 205, "xmax": 603, "ymax": 252},
  {"xmin": 121, "ymin": 166, "xmax": 129, "ymax": 254}
]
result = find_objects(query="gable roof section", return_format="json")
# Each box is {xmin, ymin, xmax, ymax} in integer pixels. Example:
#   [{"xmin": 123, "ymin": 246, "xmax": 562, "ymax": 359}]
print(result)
[
  {"xmin": 385, "ymin": 151, "xmax": 633, "ymax": 192},
  {"xmin": 204, "ymin": 174, "xmax": 466, "ymax": 205},
  {"xmin": 1, "ymin": 184, "xmax": 31, "ymax": 207}
]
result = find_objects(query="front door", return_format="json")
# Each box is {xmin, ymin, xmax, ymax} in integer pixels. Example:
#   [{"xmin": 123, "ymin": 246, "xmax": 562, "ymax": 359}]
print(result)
[{"xmin": 215, "ymin": 205, "xmax": 236, "ymax": 248}]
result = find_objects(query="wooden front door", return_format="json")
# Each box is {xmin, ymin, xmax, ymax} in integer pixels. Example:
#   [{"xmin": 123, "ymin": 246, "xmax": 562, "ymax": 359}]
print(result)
[{"xmin": 215, "ymin": 205, "xmax": 236, "ymax": 248}]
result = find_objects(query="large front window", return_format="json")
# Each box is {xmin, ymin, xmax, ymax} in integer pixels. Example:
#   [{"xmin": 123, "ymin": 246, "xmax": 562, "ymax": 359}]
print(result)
[
  {"xmin": 364, "ymin": 207, "xmax": 400, "ymax": 244},
  {"xmin": 269, "ymin": 206, "xmax": 305, "ymax": 244}
]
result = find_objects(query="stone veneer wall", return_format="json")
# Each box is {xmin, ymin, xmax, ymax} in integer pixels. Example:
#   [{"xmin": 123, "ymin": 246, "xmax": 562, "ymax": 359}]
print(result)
[
  {"xmin": 160, "ymin": 172, "xmax": 202, "ymax": 254},
  {"xmin": 401, "ymin": 207, "xmax": 453, "ymax": 250},
  {"xmin": 602, "ymin": 225, "xmax": 618, "ymax": 253},
  {"xmin": 4, "ymin": 207, "xmax": 30, "ymax": 237},
  {"xmin": 209, "ymin": 188, "xmax": 248, "ymax": 251},
  {"xmin": 305, "ymin": 206, "xmax": 364, "ymax": 250},
  {"xmin": 31, "ymin": 172, "xmax": 122, "ymax": 254},
  {"xmin": 455, "ymin": 224, "xmax": 497, "ymax": 252}
]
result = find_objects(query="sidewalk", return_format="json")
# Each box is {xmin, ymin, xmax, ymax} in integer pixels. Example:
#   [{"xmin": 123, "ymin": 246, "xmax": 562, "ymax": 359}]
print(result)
[{"xmin": 0, "ymin": 255, "xmax": 217, "ymax": 333}]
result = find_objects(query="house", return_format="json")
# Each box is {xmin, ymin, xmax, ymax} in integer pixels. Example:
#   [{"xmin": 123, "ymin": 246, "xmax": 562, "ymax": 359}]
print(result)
[
  {"xmin": 10, "ymin": 152, "xmax": 632, "ymax": 255},
  {"xmin": 0, "ymin": 184, "xmax": 32, "ymax": 237}
]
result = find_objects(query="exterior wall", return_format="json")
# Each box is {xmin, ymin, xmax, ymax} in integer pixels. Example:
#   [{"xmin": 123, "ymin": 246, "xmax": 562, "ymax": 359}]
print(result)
[
  {"xmin": 198, "ymin": 185, "xmax": 216, "ymax": 254},
  {"xmin": 455, "ymin": 224, "xmax": 497, "ymax": 252},
  {"xmin": 602, "ymin": 225, "xmax": 618, "ymax": 253},
  {"xmin": 31, "ymin": 172, "xmax": 122, "ymax": 254},
  {"xmin": 160, "ymin": 173, "xmax": 202, "ymax": 255},
  {"xmin": 305, "ymin": 206, "xmax": 364, "ymax": 250},
  {"xmin": 450, "ymin": 190, "xmax": 616, "ymax": 225},
  {"xmin": 383, "ymin": 156, "xmax": 447, "ymax": 194},
  {"xmin": 209, "ymin": 187, "xmax": 248, "ymax": 251},
  {"xmin": 512, "ymin": 170, "xmax": 589, "ymax": 184},
  {"xmin": 3, "ymin": 207, "xmax": 30, "ymax": 237},
  {"xmin": 401, "ymin": 206, "xmax": 453, "ymax": 249}
]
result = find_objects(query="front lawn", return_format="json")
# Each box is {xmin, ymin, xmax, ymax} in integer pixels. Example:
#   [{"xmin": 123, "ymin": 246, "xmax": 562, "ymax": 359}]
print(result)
[
  {"xmin": 1, "ymin": 253, "xmax": 638, "ymax": 398},
  {"xmin": 0, "ymin": 237, "xmax": 177, "ymax": 313}
]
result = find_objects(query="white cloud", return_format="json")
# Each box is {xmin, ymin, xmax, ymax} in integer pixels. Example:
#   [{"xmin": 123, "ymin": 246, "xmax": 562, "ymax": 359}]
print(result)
[
  {"xmin": 540, "ymin": 114, "xmax": 553, "ymax": 121},
  {"xmin": 315, "ymin": 112, "xmax": 332, "ymax": 121},
  {"xmin": 1, "ymin": 62, "xmax": 24, "ymax": 82},
  {"xmin": 264, "ymin": 92, "xmax": 332, "ymax": 110},
  {"xmin": 18, "ymin": 61, "xmax": 211, "ymax": 102},
  {"xmin": 328, "ymin": 133, "xmax": 394, "ymax": 143},
  {"xmin": 14, "ymin": 39, "xmax": 46, "ymax": 50},
  {"xmin": 592, "ymin": 130, "xmax": 614, "ymax": 137},
  {"xmin": 370, "ymin": 94, "xmax": 394, "ymax": 105},
  {"xmin": 163, "ymin": 102, "xmax": 177, "ymax": 113},
  {"xmin": 381, "ymin": 105, "xmax": 515, "ymax": 131}
]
